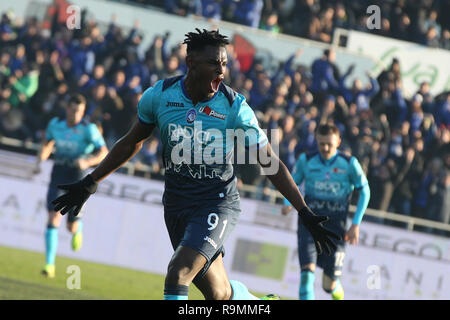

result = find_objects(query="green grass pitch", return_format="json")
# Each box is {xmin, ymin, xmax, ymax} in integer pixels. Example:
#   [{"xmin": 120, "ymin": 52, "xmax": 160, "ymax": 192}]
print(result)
[
  {"xmin": 0, "ymin": 245, "xmax": 205, "ymax": 300},
  {"xmin": 0, "ymin": 245, "xmax": 270, "ymax": 300}
]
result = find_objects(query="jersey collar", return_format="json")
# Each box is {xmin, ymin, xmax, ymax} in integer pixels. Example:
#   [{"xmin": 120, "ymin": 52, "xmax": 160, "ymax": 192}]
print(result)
[{"xmin": 318, "ymin": 151, "xmax": 339, "ymax": 166}]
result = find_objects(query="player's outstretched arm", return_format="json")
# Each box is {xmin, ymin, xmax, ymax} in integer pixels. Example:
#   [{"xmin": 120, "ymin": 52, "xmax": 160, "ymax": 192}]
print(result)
[
  {"xmin": 256, "ymin": 142, "xmax": 341, "ymax": 255},
  {"xmin": 89, "ymin": 120, "xmax": 155, "ymax": 182},
  {"xmin": 34, "ymin": 137, "xmax": 55, "ymax": 174},
  {"xmin": 51, "ymin": 120, "xmax": 155, "ymax": 216}
]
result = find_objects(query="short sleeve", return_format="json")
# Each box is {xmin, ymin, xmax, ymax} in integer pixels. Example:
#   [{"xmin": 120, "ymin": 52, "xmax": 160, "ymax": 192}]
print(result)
[
  {"xmin": 87, "ymin": 123, "xmax": 106, "ymax": 149},
  {"xmin": 45, "ymin": 117, "xmax": 58, "ymax": 141},
  {"xmin": 137, "ymin": 85, "xmax": 158, "ymax": 126},
  {"xmin": 233, "ymin": 96, "xmax": 268, "ymax": 149},
  {"xmin": 349, "ymin": 156, "xmax": 368, "ymax": 189}
]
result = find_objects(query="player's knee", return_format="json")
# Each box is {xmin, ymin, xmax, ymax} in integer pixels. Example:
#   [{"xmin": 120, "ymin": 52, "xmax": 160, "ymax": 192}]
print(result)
[
  {"xmin": 48, "ymin": 212, "xmax": 61, "ymax": 227},
  {"xmin": 207, "ymin": 284, "xmax": 232, "ymax": 300},
  {"xmin": 166, "ymin": 262, "xmax": 195, "ymax": 285}
]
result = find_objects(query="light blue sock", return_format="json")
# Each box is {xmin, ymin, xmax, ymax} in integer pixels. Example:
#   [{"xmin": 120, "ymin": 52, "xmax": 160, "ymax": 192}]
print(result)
[
  {"xmin": 299, "ymin": 270, "xmax": 315, "ymax": 300},
  {"xmin": 331, "ymin": 279, "xmax": 341, "ymax": 294},
  {"xmin": 164, "ymin": 284, "xmax": 189, "ymax": 300},
  {"xmin": 230, "ymin": 280, "xmax": 259, "ymax": 300},
  {"xmin": 75, "ymin": 220, "xmax": 83, "ymax": 234},
  {"xmin": 45, "ymin": 225, "xmax": 58, "ymax": 265},
  {"xmin": 164, "ymin": 294, "xmax": 188, "ymax": 300}
]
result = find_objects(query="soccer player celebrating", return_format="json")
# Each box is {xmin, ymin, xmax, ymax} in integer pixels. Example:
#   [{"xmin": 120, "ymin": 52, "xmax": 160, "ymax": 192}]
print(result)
[
  {"xmin": 51, "ymin": 29, "xmax": 340, "ymax": 300},
  {"xmin": 35, "ymin": 94, "xmax": 108, "ymax": 278},
  {"xmin": 282, "ymin": 123, "xmax": 370, "ymax": 300}
]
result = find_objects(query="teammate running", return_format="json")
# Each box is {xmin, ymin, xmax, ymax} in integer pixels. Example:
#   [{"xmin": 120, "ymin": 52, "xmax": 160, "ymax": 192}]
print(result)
[
  {"xmin": 51, "ymin": 29, "xmax": 340, "ymax": 300},
  {"xmin": 282, "ymin": 123, "xmax": 370, "ymax": 300},
  {"xmin": 35, "ymin": 93, "xmax": 108, "ymax": 278}
]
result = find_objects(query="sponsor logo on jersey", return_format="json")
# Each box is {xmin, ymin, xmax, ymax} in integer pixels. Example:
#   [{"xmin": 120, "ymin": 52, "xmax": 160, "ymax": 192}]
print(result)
[
  {"xmin": 199, "ymin": 106, "xmax": 226, "ymax": 120},
  {"xmin": 166, "ymin": 101, "xmax": 185, "ymax": 107},
  {"xmin": 314, "ymin": 180, "xmax": 342, "ymax": 193},
  {"xmin": 186, "ymin": 108, "xmax": 197, "ymax": 124},
  {"xmin": 204, "ymin": 236, "xmax": 218, "ymax": 249},
  {"xmin": 308, "ymin": 199, "xmax": 348, "ymax": 213},
  {"xmin": 333, "ymin": 168, "xmax": 347, "ymax": 174}
]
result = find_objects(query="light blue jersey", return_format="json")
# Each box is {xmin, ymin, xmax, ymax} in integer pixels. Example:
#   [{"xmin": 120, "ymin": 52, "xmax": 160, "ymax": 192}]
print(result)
[
  {"xmin": 288, "ymin": 151, "xmax": 370, "ymax": 228},
  {"xmin": 137, "ymin": 75, "xmax": 268, "ymax": 202},
  {"xmin": 46, "ymin": 117, "xmax": 106, "ymax": 166}
]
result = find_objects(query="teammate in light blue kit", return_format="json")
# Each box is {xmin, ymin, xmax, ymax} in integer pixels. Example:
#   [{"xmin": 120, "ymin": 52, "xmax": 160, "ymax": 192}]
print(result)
[
  {"xmin": 35, "ymin": 94, "xmax": 108, "ymax": 278},
  {"xmin": 51, "ymin": 29, "xmax": 340, "ymax": 300},
  {"xmin": 282, "ymin": 123, "xmax": 370, "ymax": 300}
]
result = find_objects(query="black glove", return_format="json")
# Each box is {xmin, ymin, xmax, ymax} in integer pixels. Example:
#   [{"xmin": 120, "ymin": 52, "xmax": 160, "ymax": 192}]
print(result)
[
  {"xmin": 298, "ymin": 206, "xmax": 341, "ymax": 255},
  {"xmin": 51, "ymin": 174, "xmax": 98, "ymax": 216}
]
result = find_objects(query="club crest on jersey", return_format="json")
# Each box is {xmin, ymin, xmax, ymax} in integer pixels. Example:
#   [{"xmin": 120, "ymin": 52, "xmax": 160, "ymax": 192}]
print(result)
[
  {"xmin": 186, "ymin": 108, "xmax": 197, "ymax": 124},
  {"xmin": 199, "ymin": 106, "xmax": 226, "ymax": 120}
]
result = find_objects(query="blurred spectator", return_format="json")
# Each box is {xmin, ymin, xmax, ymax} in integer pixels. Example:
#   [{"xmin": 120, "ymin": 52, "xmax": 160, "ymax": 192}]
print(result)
[
  {"xmin": 232, "ymin": 0, "xmax": 264, "ymax": 28},
  {"xmin": 441, "ymin": 29, "xmax": 450, "ymax": 49},
  {"xmin": 422, "ymin": 26, "xmax": 441, "ymax": 47},
  {"xmin": 259, "ymin": 11, "xmax": 280, "ymax": 34},
  {"xmin": 165, "ymin": 0, "xmax": 202, "ymax": 17},
  {"xmin": 412, "ymin": 157, "xmax": 443, "ymax": 220},
  {"xmin": 8, "ymin": 62, "xmax": 39, "ymax": 108},
  {"xmin": 201, "ymin": 0, "xmax": 222, "ymax": 21},
  {"xmin": 339, "ymin": 68, "xmax": 380, "ymax": 112},
  {"xmin": 428, "ymin": 154, "xmax": 450, "ymax": 234},
  {"xmin": 310, "ymin": 49, "xmax": 339, "ymax": 104}
]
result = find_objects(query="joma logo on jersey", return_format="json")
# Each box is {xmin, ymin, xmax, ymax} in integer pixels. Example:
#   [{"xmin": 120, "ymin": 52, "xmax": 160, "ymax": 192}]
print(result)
[
  {"xmin": 204, "ymin": 236, "xmax": 218, "ymax": 249},
  {"xmin": 199, "ymin": 106, "xmax": 226, "ymax": 120},
  {"xmin": 166, "ymin": 101, "xmax": 185, "ymax": 107}
]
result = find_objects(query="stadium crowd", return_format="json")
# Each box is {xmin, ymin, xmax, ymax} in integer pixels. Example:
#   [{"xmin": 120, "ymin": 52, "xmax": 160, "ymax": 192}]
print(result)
[
  {"xmin": 0, "ymin": 5, "xmax": 448, "ymax": 234},
  {"xmin": 130, "ymin": 0, "xmax": 450, "ymax": 50}
]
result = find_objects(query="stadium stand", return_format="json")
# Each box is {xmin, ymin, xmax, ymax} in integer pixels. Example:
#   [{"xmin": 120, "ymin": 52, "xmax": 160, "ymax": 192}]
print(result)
[
  {"xmin": 0, "ymin": 0, "xmax": 448, "ymax": 236},
  {"xmin": 129, "ymin": 0, "xmax": 450, "ymax": 50}
]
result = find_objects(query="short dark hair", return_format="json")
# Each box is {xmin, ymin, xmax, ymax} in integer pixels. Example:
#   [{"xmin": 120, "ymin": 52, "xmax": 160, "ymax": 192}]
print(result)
[
  {"xmin": 68, "ymin": 93, "xmax": 86, "ymax": 106},
  {"xmin": 316, "ymin": 123, "xmax": 340, "ymax": 137},
  {"xmin": 183, "ymin": 28, "xmax": 229, "ymax": 54}
]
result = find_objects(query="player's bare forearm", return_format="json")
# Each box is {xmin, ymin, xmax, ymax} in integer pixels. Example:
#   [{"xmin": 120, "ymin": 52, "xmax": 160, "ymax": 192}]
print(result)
[
  {"xmin": 37, "ymin": 139, "xmax": 55, "ymax": 163},
  {"xmin": 90, "ymin": 120, "xmax": 154, "ymax": 182},
  {"xmin": 83, "ymin": 145, "xmax": 109, "ymax": 168},
  {"xmin": 258, "ymin": 143, "xmax": 307, "ymax": 211}
]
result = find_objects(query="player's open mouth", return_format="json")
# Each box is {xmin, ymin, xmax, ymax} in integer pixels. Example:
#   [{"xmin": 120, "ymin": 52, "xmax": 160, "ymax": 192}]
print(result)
[{"xmin": 211, "ymin": 76, "xmax": 223, "ymax": 92}]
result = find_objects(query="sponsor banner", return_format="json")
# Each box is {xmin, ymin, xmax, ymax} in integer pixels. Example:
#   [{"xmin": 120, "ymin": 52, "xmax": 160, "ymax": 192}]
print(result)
[
  {"xmin": 344, "ymin": 29, "xmax": 450, "ymax": 97},
  {"xmin": 0, "ymin": 151, "xmax": 449, "ymax": 299},
  {"xmin": 229, "ymin": 213, "xmax": 450, "ymax": 300},
  {"xmin": 0, "ymin": 155, "xmax": 171, "ymax": 275}
]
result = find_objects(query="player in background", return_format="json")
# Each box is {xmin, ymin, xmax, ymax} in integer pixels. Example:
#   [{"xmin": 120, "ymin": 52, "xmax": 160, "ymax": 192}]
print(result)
[
  {"xmin": 51, "ymin": 29, "xmax": 340, "ymax": 300},
  {"xmin": 35, "ymin": 93, "xmax": 108, "ymax": 278},
  {"xmin": 282, "ymin": 123, "xmax": 370, "ymax": 300}
]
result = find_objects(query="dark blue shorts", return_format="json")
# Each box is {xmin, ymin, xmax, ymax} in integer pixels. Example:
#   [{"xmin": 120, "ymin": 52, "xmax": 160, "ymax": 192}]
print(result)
[
  {"xmin": 46, "ymin": 164, "xmax": 85, "ymax": 222},
  {"xmin": 298, "ymin": 216, "xmax": 347, "ymax": 280},
  {"xmin": 164, "ymin": 196, "xmax": 240, "ymax": 277}
]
